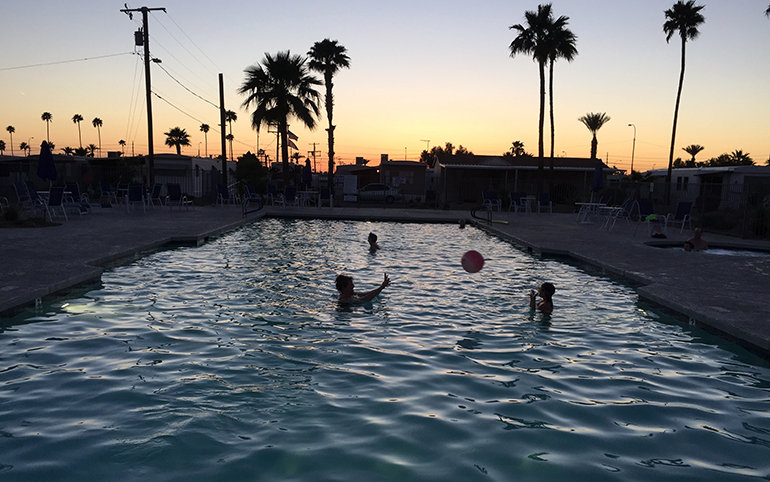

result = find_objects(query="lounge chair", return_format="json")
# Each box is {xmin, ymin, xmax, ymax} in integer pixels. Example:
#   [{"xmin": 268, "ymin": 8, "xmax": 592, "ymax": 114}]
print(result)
[
  {"xmin": 266, "ymin": 185, "xmax": 278, "ymax": 206},
  {"xmin": 318, "ymin": 187, "xmax": 332, "ymax": 208},
  {"xmin": 166, "ymin": 183, "xmax": 192, "ymax": 210},
  {"xmin": 635, "ymin": 200, "xmax": 667, "ymax": 237},
  {"xmin": 64, "ymin": 182, "xmax": 92, "ymax": 215},
  {"xmin": 537, "ymin": 192, "xmax": 552, "ymax": 214},
  {"xmin": 217, "ymin": 183, "xmax": 238, "ymax": 206},
  {"xmin": 99, "ymin": 181, "xmax": 118, "ymax": 205},
  {"xmin": 667, "ymin": 201, "xmax": 693, "ymax": 233},
  {"xmin": 116, "ymin": 182, "xmax": 129, "ymax": 203},
  {"xmin": 25, "ymin": 181, "xmax": 46, "ymax": 205},
  {"xmin": 508, "ymin": 192, "xmax": 525, "ymax": 213},
  {"xmin": 45, "ymin": 186, "xmax": 68, "ymax": 221},
  {"xmin": 277, "ymin": 186, "xmax": 299, "ymax": 208},
  {"xmin": 243, "ymin": 186, "xmax": 261, "ymax": 204},
  {"xmin": 482, "ymin": 191, "xmax": 502, "ymax": 212},
  {"xmin": 147, "ymin": 183, "xmax": 163, "ymax": 207},
  {"xmin": 603, "ymin": 198, "xmax": 635, "ymax": 231},
  {"xmin": 13, "ymin": 182, "xmax": 32, "ymax": 207},
  {"xmin": 127, "ymin": 184, "xmax": 147, "ymax": 212}
]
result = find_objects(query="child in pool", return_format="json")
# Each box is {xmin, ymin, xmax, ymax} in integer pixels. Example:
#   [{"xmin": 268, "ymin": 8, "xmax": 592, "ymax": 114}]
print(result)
[
  {"xmin": 529, "ymin": 282, "xmax": 555, "ymax": 314},
  {"xmin": 368, "ymin": 232, "xmax": 380, "ymax": 251},
  {"xmin": 336, "ymin": 273, "xmax": 390, "ymax": 303}
]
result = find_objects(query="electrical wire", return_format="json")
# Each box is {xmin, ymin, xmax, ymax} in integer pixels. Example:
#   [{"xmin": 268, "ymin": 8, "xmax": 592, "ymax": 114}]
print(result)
[{"xmin": 0, "ymin": 52, "xmax": 134, "ymax": 71}]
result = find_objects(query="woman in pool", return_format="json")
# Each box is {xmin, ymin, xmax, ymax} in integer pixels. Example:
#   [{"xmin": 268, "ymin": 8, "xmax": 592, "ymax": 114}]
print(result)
[
  {"xmin": 336, "ymin": 273, "xmax": 391, "ymax": 302},
  {"xmin": 530, "ymin": 282, "xmax": 555, "ymax": 314}
]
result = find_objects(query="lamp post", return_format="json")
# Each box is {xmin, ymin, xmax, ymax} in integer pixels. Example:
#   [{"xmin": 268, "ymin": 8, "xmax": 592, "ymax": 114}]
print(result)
[{"xmin": 628, "ymin": 124, "xmax": 636, "ymax": 174}]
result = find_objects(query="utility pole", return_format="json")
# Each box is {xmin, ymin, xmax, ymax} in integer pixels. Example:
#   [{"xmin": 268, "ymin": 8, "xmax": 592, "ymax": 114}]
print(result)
[
  {"xmin": 219, "ymin": 73, "xmax": 227, "ymax": 186},
  {"xmin": 121, "ymin": 5, "xmax": 165, "ymax": 186},
  {"xmin": 308, "ymin": 143, "xmax": 321, "ymax": 174}
]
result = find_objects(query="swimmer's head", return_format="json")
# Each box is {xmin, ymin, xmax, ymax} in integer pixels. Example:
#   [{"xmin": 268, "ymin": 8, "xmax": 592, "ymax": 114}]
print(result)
[
  {"xmin": 335, "ymin": 274, "xmax": 353, "ymax": 292},
  {"xmin": 368, "ymin": 232, "xmax": 377, "ymax": 243},
  {"xmin": 684, "ymin": 241, "xmax": 695, "ymax": 252},
  {"xmin": 539, "ymin": 282, "xmax": 555, "ymax": 300}
]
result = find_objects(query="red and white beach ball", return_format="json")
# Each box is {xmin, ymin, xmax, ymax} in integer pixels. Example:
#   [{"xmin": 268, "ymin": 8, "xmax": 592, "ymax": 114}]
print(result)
[{"xmin": 461, "ymin": 250, "xmax": 485, "ymax": 273}]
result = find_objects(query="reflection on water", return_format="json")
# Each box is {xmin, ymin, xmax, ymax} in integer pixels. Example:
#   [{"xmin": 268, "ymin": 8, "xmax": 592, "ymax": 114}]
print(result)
[{"xmin": 1, "ymin": 219, "xmax": 769, "ymax": 482}]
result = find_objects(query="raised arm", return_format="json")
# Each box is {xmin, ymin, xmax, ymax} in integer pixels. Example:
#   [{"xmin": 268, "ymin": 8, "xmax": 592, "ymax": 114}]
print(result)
[{"xmin": 358, "ymin": 273, "xmax": 391, "ymax": 302}]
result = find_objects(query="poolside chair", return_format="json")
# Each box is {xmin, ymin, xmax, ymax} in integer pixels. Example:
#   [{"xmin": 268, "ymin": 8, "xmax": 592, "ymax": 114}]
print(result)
[
  {"xmin": 482, "ymin": 191, "xmax": 502, "ymax": 212},
  {"xmin": 217, "ymin": 183, "xmax": 237, "ymax": 206},
  {"xmin": 99, "ymin": 181, "xmax": 118, "ymax": 205},
  {"xmin": 45, "ymin": 186, "xmax": 68, "ymax": 221},
  {"xmin": 25, "ymin": 181, "xmax": 46, "ymax": 206},
  {"xmin": 318, "ymin": 187, "xmax": 333, "ymax": 208},
  {"xmin": 148, "ymin": 183, "xmax": 164, "ymax": 208},
  {"xmin": 266, "ymin": 185, "xmax": 278, "ymax": 206},
  {"xmin": 0, "ymin": 197, "xmax": 8, "ymax": 213},
  {"xmin": 166, "ymin": 183, "xmax": 192, "ymax": 210},
  {"xmin": 537, "ymin": 192, "xmax": 552, "ymax": 214},
  {"xmin": 116, "ymin": 182, "xmax": 129, "ymax": 203},
  {"xmin": 127, "ymin": 184, "xmax": 147, "ymax": 213},
  {"xmin": 243, "ymin": 186, "xmax": 261, "ymax": 204},
  {"xmin": 604, "ymin": 198, "xmax": 635, "ymax": 231},
  {"xmin": 667, "ymin": 201, "xmax": 693, "ymax": 234},
  {"xmin": 635, "ymin": 200, "xmax": 667, "ymax": 237},
  {"xmin": 508, "ymin": 192, "xmax": 525, "ymax": 213},
  {"xmin": 13, "ymin": 182, "xmax": 32, "ymax": 207},
  {"xmin": 64, "ymin": 182, "xmax": 92, "ymax": 215},
  {"xmin": 277, "ymin": 186, "xmax": 299, "ymax": 208}
]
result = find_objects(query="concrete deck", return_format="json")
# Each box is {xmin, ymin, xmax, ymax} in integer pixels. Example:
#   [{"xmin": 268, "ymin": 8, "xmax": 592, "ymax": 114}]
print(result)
[{"xmin": 2, "ymin": 204, "xmax": 769, "ymax": 358}]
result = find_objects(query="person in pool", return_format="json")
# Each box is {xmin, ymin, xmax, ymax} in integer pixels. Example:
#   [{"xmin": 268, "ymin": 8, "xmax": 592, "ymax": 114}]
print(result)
[
  {"xmin": 368, "ymin": 232, "xmax": 380, "ymax": 251},
  {"xmin": 687, "ymin": 227, "xmax": 709, "ymax": 251},
  {"xmin": 336, "ymin": 273, "xmax": 391, "ymax": 302},
  {"xmin": 529, "ymin": 282, "xmax": 555, "ymax": 314}
]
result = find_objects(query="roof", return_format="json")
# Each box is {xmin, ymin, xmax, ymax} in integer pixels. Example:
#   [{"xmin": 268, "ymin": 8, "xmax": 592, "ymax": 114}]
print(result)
[
  {"xmin": 646, "ymin": 166, "xmax": 770, "ymax": 177},
  {"xmin": 436, "ymin": 154, "xmax": 616, "ymax": 171}
]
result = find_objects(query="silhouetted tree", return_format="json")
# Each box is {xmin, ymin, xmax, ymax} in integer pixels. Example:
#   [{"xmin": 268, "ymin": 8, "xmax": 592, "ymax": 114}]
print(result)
[
  {"xmin": 92, "ymin": 118, "xmax": 103, "ymax": 157},
  {"xmin": 546, "ymin": 11, "xmax": 577, "ymax": 161},
  {"xmin": 308, "ymin": 38, "xmax": 350, "ymax": 192},
  {"xmin": 72, "ymin": 114, "xmax": 84, "ymax": 148},
  {"xmin": 19, "ymin": 142, "xmax": 29, "ymax": 157},
  {"xmin": 61, "ymin": 146, "xmax": 74, "ymax": 156},
  {"xmin": 239, "ymin": 51, "xmax": 321, "ymax": 186},
  {"xmin": 0, "ymin": 139, "xmax": 5, "ymax": 155},
  {"xmin": 86, "ymin": 143, "xmax": 98, "ymax": 158},
  {"xmin": 41, "ymin": 112, "xmax": 52, "ymax": 143},
  {"xmin": 119, "ymin": 139, "xmax": 126, "ymax": 155},
  {"xmin": 164, "ymin": 127, "xmax": 191, "ymax": 155},
  {"xmin": 199, "ymin": 123, "xmax": 210, "ymax": 157},
  {"xmin": 578, "ymin": 112, "xmax": 611, "ymax": 159},
  {"xmin": 682, "ymin": 144, "xmax": 704, "ymax": 165},
  {"xmin": 6, "ymin": 126, "xmax": 15, "ymax": 156},
  {"xmin": 663, "ymin": 0, "xmax": 705, "ymax": 204}
]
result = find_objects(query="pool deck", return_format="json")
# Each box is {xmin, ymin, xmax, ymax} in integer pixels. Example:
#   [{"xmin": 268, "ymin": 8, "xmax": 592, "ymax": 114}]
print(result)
[{"xmin": 2, "ymin": 204, "xmax": 769, "ymax": 358}]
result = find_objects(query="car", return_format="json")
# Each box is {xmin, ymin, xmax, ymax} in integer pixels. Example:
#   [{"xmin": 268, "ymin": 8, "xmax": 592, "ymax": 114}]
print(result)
[{"xmin": 357, "ymin": 183, "xmax": 403, "ymax": 203}]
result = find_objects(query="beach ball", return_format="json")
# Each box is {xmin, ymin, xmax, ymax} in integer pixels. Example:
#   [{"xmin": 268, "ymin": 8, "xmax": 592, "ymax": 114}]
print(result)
[{"xmin": 461, "ymin": 250, "xmax": 484, "ymax": 273}]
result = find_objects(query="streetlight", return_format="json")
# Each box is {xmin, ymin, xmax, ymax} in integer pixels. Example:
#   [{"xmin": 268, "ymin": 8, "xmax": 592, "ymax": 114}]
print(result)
[{"xmin": 628, "ymin": 124, "xmax": 636, "ymax": 174}]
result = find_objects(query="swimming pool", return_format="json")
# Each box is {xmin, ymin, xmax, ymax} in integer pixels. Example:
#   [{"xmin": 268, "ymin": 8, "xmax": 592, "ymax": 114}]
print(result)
[{"xmin": 2, "ymin": 219, "xmax": 769, "ymax": 481}]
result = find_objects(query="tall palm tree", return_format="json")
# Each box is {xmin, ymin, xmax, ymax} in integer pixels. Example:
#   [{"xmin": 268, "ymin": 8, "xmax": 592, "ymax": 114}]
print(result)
[
  {"xmin": 41, "ymin": 112, "xmax": 53, "ymax": 143},
  {"xmin": 663, "ymin": 0, "xmax": 705, "ymax": 204},
  {"xmin": 92, "ymin": 117, "xmax": 103, "ymax": 157},
  {"xmin": 164, "ymin": 127, "xmax": 191, "ymax": 155},
  {"xmin": 224, "ymin": 111, "xmax": 237, "ymax": 161},
  {"xmin": 225, "ymin": 133, "xmax": 235, "ymax": 161},
  {"xmin": 0, "ymin": 139, "xmax": 6, "ymax": 155},
  {"xmin": 509, "ymin": 4, "xmax": 555, "ymax": 191},
  {"xmin": 682, "ymin": 144, "xmax": 704, "ymax": 163},
  {"xmin": 6, "ymin": 126, "xmax": 15, "ymax": 156},
  {"xmin": 72, "ymin": 114, "xmax": 84, "ymax": 148},
  {"xmin": 199, "ymin": 123, "xmax": 210, "ymax": 157},
  {"xmin": 308, "ymin": 38, "xmax": 350, "ymax": 193},
  {"xmin": 119, "ymin": 139, "xmax": 126, "ymax": 156},
  {"xmin": 578, "ymin": 112, "xmax": 611, "ymax": 159},
  {"xmin": 239, "ymin": 50, "xmax": 321, "ymax": 186},
  {"xmin": 546, "ymin": 15, "xmax": 577, "ymax": 161},
  {"xmin": 19, "ymin": 142, "xmax": 29, "ymax": 157}
]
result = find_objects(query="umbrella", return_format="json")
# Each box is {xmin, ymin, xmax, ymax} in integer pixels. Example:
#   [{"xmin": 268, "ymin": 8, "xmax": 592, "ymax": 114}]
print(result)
[
  {"xmin": 590, "ymin": 159, "xmax": 604, "ymax": 201},
  {"xmin": 37, "ymin": 140, "xmax": 57, "ymax": 183}
]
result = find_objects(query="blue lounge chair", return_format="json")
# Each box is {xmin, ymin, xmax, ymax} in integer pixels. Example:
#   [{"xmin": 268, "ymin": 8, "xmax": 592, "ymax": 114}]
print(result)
[
  {"xmin": 217, "ymin": 183, "xmax": 237, "ymax": 206},
  {"xmin": 166, "ymin": 183, "xmax": 192, "ymax": 210},
  {"xmin": 277, "ymin": 186, "xmax": 299, "ymax": 208},
  {"xmin": 318, "ymin": 187, "xmax": 332, "ymax": 208},
  {"xmin": 127, "ymin": 184, "xmax": 146, "ymax": 212},
  {"xmin": 635, "ymin": 200, "xmax": 667, "ymax": 237},
  {"xmin": 537, "ymin": 192, "xmax": 552, "ymax": 214},
  {"xmin": 45, "ymin": 186, "xmax": 68, "ymax": 221},
  {"xmin": 667, "ymin": 201, "xmax": 693, "ymax": 234},
  {"xmin": 148, "ymin": 183, "xmax": 164, "ymax": 208},
  {"xmin": 482, "ymin": 191, "xmax": 502, "ymax": 212},
  {"xmin": 99, "ymin": 181, "xmax": 118, "ymax": 205}
]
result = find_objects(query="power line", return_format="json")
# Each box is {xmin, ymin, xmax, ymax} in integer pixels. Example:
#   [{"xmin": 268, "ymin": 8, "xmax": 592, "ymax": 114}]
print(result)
[
  {"xmin": 154, "ymin": 62, "xmax": 219, "ymax": 109},
  {"xmin": 0, "ymin": 52, "xmax": 134, "ymax": 71}
]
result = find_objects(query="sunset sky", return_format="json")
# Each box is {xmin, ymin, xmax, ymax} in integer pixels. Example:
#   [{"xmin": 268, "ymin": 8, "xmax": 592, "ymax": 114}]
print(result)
[{"xmin": 2, "ymin": 0, "xmax": 769, "ymax": 172}]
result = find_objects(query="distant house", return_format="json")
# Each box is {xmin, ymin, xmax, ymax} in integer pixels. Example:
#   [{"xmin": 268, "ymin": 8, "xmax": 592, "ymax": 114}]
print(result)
[
  {"xmin": 379, "ymin": 160, "xmax": 427, "ymax": 202},
  {"xmin": 433, "ymin": 154, "xmax": 617, "ymax": 205}
]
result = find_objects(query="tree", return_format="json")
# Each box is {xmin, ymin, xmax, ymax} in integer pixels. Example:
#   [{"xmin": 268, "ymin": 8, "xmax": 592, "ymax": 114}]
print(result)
[
  {"xmin": 199, "ymin": 123, "xmax": 210, "ymax": 157},
  {"xmin": 225, "ymin": 111, "xmax": 237, "ymax": 162},
  {"xmin": 72, "ymin": 114, "xmax": 84, "ymax": 148},
  {"xmin": 119, "ymin": 139, "xmax": 126, "ymax": 155},
  {"xmin": 61, "ymin": 146, "xmax": 74, "ymax": 156},
  {"xmin": 239, "ymin": 51, "xmax": 321, "ymax": 186},
  {"xmin": 663, "ymin": 0, "xmax": 705, "ymax": 204},
  {"xmin": 19, "ymin": 142, "xmax": 29, "ymax": 157},
  {"xmin": 74, "ymin": 147, "xmax": 88, "ymax": 157},
  {"xmin": 578, "ymin": 112, "xmax": 611, "ymax": 159},
  {"xmin": 510, "ymin": 140, "xmax": 530, "ymax": 157},
  {"xmin": 682, "ymin": 144, "xmax": 704, "ymax": 165},
  {"xmin": 164, "ymin": 127, "xmax": 191, "ymax": 155},
  {"xmin": 86, "ymin": 143, "xmax": 99, "ymax": 158},
  {"xmin": 308, "ymin": 38, "xmax": 350, "ymax": 194},
  {"xmin": 0, "ymin": 139, "xmax": 5, "ymax": 155},
  {"xmin": 226, "ymin": 133, "xmax": 235, "ymax": 161},
  {"xmin": 92, "ymin": 117, "xmax": 103, "ymax": 157},
  {"xmin": 509, "ymin": 4, "xmax": 555, "ymax": 192},
  {"xmin": 41, "ymin": 112, "xmax": 53, "ymax": 143},
  {"xmin": 728, "ymin": 150, "xmax": 753, "ymax": 165},
  {"xmin": 6, "ymin": 126, "xmax": 15, "ymax": 156},
  {"xmin": 546, "ymin": 12, "xmax": 577, "ymax": 162}
]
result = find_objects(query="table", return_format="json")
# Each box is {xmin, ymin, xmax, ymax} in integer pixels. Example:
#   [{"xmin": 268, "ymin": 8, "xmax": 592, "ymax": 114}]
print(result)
[
  {"xmin": 522, "ymin": 196, "xmax": 536, "ymax": 214},
  {"xmin": 297, "ymin": 191, "xmax": 318, "ymax": 207},
  {"xmin": 575, "ymin": 202, "xmax": 606, "ymax": 224},
  {"xmin": 598, "ymin": 206, "xmax": 625, "ymax": 230}
]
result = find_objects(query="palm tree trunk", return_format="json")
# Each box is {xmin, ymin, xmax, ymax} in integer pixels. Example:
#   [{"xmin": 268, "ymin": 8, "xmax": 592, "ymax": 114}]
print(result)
[
  {"xmin": 666, "ymin": 37, "xmax": 687, "ymax": 206},
  {"xmin": 46, "ymin": 122, "xmax": 50, "ymax": 143},
  {"xmin": 97, "ymin": 128, "xmax": 102, "ymax": 158},
  {"xmin": 77, "ymin": 124, "xmax": 82, "ymax": 148},
  {"xmin": 537, "ymin": 59, "xmax": 546, "ymax": 194},
  {"xmin": 325, "ymin": 71, "xmax": 335, "ymax": 195},
  {"xmin": 280, "ymin": 120, "xmax": 290, "ymax": 187},
  {"xmin": 591, "ymin": 134, "xmax": 598, "ymax": 160},
  {"xmin": 548, "ymin": 58, "xmax": 555, "ymax": 192}
]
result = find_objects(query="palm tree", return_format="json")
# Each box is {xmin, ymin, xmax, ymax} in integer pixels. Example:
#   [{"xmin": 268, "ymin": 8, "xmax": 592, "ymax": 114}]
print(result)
[
  {"xmin": 546, "ymin": 13, "xmax": 577, "ymax": 161},
  {"xmin": 41, "ymin": 112, "xmax": 53, "ymax": 142},
  {"xmin": 0, "ymin": 139, "xmax": 5, "ymax": 155},
  {"xmin": 6, "ymin": 126, "xmax": 15, "ymax": 156},
  {"xmin": 729, "ymin": 150, "xmax": 753, "ymax": 165},
  {"xmin": 225, "ymin": 133, "xmax": 235, "ymax": 161},
  {"xmin": 308, "ymin": 38, "xmax": 351, "ymax": 193},
  {"xmin": 510, "ymin": 140, "xmax": 528, "ymax": 157},
  {"xmin": 663, "ymin": 0, "xmax": 705, "ymax": 204},
  {"xmin": 72, "ymin": 114, "xmax": 84, "ymax": 148},
  {"xmin": 61, "ymin": 146, "xmax": 74, "ymax": 156},
  {"xmin": 19, "ymin": 142, "xmax": 29, "ymax": 157},
  {"xmin": 239, "ymin": 50, "xmax": 321, "ymax": 186},
  {"xmin": 578, "ymin": 112, "xmax": 611, "ymax": 159},
  {"xmin": 199, "ymin": 123, "xmax": 210, "ymax": 157},
  {"xmin": 92, "ymin": 118, "xmax": 103, "ymax": 157},
  {"xmin": 224, "ymin": 111, "xmax": 237, "ymax": 161},
  {"xmin": 682, "ymin": 144, "xmax": 704, "ymax": 164},
  {"xmin": 509, "ymin": 4, "xmax": 555, "ymax": 191},
  {"xmin": 119, "ymin": 139, "xmax": 126, "ymax": 156},
  {"xmin": 86, "ymin": 143, "xmax": 99, "ymax": 158},
  {"xmin": 164, "ymin": 127, "xmax": 191, "ymax": 155}
]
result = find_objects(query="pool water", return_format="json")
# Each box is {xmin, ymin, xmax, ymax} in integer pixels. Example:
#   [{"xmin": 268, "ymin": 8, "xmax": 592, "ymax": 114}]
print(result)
[{"xmin": 2, "ymin": 219, "xmax": 769, "ymax": 482}]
